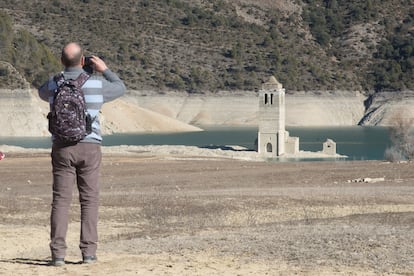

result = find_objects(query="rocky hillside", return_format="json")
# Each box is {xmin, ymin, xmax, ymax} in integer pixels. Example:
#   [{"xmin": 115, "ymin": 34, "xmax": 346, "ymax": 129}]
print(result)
[{"xmin": 0, "ymin": 0, "xmax": 413, "ymax": 94}]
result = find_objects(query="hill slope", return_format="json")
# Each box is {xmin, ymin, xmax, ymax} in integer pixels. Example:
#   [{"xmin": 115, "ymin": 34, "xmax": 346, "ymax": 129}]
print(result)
[{"xmin": 0, "ymin": 0, "xmax": 413, "ymax": 94}]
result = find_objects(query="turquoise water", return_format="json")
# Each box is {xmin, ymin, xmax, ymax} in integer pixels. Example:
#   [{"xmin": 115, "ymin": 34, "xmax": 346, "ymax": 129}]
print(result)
[
  {"xmin": 287, "ymin": 126, "xmax": 390, "ymax": 160},
  {"xmin": 0, "ymin": 126, "xmax": 391, "ymax": 160}
]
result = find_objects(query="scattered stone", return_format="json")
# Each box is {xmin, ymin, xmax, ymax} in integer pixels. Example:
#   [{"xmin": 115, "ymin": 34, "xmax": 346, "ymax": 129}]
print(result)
[{"xmin": 348, "ymin": 177, "xmax": 385, "ymax": 183}]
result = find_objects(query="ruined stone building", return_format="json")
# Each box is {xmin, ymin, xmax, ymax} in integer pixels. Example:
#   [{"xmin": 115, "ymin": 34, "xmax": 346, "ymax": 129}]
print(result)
[
  {"xmin": 323, "ymin": 139, "xmax": 337, "ymax": 156},
  {"xmin": 257, "ymin": 76, "xmax": 339, "ymax": 158},
  {"xmin": 257, "ymin": 76, "xmax": 299, "ymax": 157}
]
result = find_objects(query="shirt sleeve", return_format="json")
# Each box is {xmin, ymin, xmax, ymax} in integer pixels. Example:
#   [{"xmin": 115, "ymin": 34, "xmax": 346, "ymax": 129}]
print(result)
[
  {"xmin": 101, "ymin": 69, "xmax": 126, "ymax": 102},
  {"xmin": 38, "ymin": 78, "xmax": 55, "ymax": 102}
]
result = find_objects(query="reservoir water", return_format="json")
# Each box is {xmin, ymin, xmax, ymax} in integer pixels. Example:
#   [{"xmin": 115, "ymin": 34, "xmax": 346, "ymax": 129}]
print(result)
[{"xmin": 0, "ymin": 126, "xmax": 391, "ymax": 160}]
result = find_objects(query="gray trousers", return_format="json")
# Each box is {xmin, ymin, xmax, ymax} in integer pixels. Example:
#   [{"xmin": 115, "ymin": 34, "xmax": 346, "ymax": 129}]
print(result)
[{"xmin": 50, "ymin": 142, "xmax": 102, "ymax": 258}]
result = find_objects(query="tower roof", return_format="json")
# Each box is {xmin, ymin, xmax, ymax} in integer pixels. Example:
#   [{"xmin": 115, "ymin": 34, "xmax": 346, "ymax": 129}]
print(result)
[{"xmin": 262, "ymin": 76, "xmax": 283, "ymax": 90}]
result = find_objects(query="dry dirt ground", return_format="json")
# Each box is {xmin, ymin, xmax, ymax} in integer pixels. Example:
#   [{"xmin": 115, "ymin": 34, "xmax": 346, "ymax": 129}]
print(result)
[{"xmin": 0, "ymin": 152, "xmax": 413, "ymax": 275}]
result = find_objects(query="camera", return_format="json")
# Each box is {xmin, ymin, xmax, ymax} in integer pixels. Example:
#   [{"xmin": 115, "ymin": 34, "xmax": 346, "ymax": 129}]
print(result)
[{"xmin": 83, "ymin": 56, "xmax": 94, "ymax": 74}]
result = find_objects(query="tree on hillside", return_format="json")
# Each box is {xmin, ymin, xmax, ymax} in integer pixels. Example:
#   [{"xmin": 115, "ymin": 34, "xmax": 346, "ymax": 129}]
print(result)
[
  {"xmin": 0, "ymin": 12, "xmax": 14, "ymax": 61},
  {"xmin": 385, "ymin": 111, "xmax": 414, "ymax": 161}
]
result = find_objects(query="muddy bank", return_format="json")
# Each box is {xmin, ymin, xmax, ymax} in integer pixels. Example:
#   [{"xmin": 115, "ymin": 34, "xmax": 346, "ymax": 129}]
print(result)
[
  {"xmin": 2, "ymin": 88, "xmax": 414, "ymax": 137},
  {"xmin": 0, "ymin": 154, "xmax": 413, "ymax": 275},
  {"xmin": 128, "ymin": 90, "xmax": 366, "ymax": 127}
]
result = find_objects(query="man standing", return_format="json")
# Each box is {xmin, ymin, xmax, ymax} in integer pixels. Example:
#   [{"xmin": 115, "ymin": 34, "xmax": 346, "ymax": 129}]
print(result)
[{"xmin": 38, "ymin": 42, "xmax": 126, "ymax": 266}]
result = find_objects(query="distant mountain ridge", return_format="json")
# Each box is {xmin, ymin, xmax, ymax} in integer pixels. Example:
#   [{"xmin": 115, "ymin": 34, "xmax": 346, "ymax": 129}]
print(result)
[{"xmin": 0, "ymin": 0, "xmax": 413, "ymax": 94}]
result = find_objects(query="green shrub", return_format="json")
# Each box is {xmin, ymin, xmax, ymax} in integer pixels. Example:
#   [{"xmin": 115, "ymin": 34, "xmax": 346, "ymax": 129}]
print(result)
[{"xmin": 0, "ymin": 67, "xmax": 8, "ymax": 77}]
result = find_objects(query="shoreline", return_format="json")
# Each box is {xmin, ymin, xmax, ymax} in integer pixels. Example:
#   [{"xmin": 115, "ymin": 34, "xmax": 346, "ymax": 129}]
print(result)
[
  {"xmin": 0, "ymin": 89, "xmax": 364, "ymax": 137},
  {"xmin": 1, "ymin": 88, "xmax": 413, "ymax": 137},
  {"xmin": 0, "ymin": 144, "xmax": 346, "ymax": 162}
]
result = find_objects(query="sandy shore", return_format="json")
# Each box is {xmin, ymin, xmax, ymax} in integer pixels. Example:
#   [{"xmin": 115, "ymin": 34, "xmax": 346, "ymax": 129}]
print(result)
[{"xmin": 0, "ymin": 148, "xmax": 413, "ymax": 275}]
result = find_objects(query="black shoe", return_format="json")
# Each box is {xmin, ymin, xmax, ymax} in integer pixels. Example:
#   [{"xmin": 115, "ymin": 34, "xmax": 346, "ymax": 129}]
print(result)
[
  {"xmin": 51, "ymin": 257, "xmax": 65, "ymax": 266},
  {"xmin": 82, "ymin": 255, "xmax": 97, "ymax": 264}
]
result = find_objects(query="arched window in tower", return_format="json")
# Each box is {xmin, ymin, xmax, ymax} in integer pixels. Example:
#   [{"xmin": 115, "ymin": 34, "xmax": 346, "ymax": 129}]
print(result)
[
  {"xmin": 264, "ymin": 93, "xmax": 268, "ymax": 105},
  {"xmin": 266, "ymin": 143, "xmax": 273, "ymax": 153},
  {"xmin": 271, "ymin": 93, "xmax": 274, "ymax": 105}
]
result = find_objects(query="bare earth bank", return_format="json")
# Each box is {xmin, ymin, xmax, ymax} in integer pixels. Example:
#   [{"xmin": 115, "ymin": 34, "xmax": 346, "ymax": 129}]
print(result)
[
  {"xmin": 0, "ymin": 151, "xmax": 413, "ymax": 275},
  {"xmin": 0, "ymin": 89, "xmax": 366, "ymax": 136}
]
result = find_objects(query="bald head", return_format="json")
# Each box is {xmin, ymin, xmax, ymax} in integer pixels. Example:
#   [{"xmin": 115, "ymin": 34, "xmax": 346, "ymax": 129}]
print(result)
[{"xmin": 61, "ymin": 42, "xmax": 83, "ymax": 68}]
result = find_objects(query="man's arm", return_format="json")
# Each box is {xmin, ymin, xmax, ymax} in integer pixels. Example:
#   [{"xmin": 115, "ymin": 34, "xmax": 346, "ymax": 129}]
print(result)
[
  {"xmin": 101, "ymin": 69, "xmax": 126, "ymax": 102},
  {"xmin": 91, "ymin": 56, "xmax": 126, "ymax": 102},
  {"xmin": 38, "ymin": 79, "xmax": 54, "ymax": 102}
]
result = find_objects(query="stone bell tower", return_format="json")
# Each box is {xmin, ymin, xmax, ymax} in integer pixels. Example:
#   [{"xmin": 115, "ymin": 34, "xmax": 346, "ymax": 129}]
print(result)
[{"xmin": 258, "ymin": 76, "xmax": 286, "ymax": 156}]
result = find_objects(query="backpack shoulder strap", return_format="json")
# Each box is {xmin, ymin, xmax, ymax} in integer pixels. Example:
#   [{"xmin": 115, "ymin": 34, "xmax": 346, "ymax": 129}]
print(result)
[
  {"xmin": 53, "ymin": 72, "xmax": 65, "ymax": 87},
  {"xmin": 73, "ymin": 72, "xmax": 90, "ymax": 88}
]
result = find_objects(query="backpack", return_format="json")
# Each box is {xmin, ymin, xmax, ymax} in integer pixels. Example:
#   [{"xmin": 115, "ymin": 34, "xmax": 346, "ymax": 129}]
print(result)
[{"xmin": 47, "ymin": 72, "xmax": 92, "ymax": 143}]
